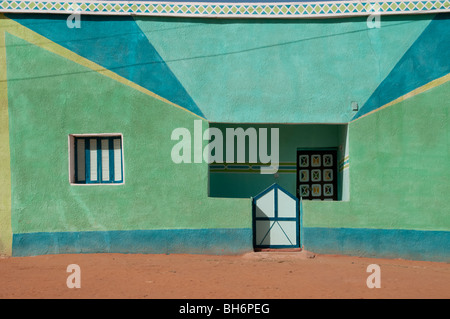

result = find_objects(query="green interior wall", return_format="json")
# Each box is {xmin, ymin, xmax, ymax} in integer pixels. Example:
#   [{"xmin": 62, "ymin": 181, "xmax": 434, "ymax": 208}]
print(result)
[
  {"xmin": 303, "ymin": 80, "xmax": 450, "ymax": 231},
  {"xmin": 209, "ymin": 123, "xmax": 348, "ymax": 198},
  {"xmin": 6, "ymin": 32, "xmax": 250, "ymax": 235}
]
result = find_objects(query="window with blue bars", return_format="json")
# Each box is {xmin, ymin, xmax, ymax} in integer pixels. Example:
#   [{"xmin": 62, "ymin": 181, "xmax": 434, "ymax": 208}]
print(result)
[{"xmin": 74, "ymin": 135, "xmax": 123, "ymax": 184}]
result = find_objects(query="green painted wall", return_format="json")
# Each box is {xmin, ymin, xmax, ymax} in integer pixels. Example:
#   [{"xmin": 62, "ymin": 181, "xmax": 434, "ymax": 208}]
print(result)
[
  {"xmin": 6, "ymin": 32, "xmax": 250, "ymax": 235},
  {"xmin": 303, "ymin": 80, "xmax": 450, "ymax": 231},
  {"xmin": 337, "ymin": 124, "xmax": 350, "ymax": 201},
  {"xmin": 2, "ymin": 13, "xmax": 448, "ymax": 258},
  {"xmin": 134, "ymin": 15, "xmax": 432, "ymax": 123}
]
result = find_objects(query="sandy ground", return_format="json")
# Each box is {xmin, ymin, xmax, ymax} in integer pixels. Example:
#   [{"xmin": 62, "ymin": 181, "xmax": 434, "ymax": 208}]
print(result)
[{"xmin": 0, "ymin": 251, "xmax": 449, "ymax": 299}]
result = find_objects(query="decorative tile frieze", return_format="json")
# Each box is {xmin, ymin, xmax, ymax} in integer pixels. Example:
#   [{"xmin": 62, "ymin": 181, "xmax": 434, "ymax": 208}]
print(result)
[{"xmin": 0, "ymin": 0, "xmax": 448, "ymax": 18}]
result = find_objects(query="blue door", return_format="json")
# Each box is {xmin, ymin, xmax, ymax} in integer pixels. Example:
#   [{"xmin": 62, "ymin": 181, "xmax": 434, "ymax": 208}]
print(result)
[{"xmin": 253, "ymin": 184, "xmax": 300, "ymax": 249}]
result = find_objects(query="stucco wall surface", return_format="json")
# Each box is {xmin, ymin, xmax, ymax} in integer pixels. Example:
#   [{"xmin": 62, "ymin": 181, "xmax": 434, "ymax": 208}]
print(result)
[{"xmin": 0, "ymin": 12, "xmax": 448, "ymax": 260}]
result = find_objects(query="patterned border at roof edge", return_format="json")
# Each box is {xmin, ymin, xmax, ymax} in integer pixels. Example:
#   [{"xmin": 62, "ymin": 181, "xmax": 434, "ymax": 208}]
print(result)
[{"xmin": 0, "ymin": 0, "xmax": 449, "ymax": 18}]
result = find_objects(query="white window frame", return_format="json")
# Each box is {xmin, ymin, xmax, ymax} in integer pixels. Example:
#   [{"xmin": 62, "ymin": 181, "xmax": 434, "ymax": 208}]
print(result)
[{"xmin": 68, "ymin": 133, "xmax": 125, "ymax": 185}]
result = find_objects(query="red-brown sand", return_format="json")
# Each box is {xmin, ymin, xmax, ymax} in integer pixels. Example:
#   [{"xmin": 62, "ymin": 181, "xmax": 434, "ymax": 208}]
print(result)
[{"xmin": 0, "ymin": 251, "xmax": 449, "ymax": 299}]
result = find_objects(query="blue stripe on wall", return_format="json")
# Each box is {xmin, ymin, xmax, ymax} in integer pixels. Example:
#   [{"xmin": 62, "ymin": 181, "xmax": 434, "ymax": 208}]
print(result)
[
  {"xmin": 12, "ymin": 228, "xmax": 253, "ymax": 257},
  {"xmin": 303, "ymin": 227, "xmax": 450, "ymax": 262},
  {"xmin": 13, "ymin": 227, "xmax": 450, "ymax": 261}
]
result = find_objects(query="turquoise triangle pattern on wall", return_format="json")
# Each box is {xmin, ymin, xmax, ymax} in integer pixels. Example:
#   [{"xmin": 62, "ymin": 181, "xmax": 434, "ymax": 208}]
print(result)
[
  {"xmin": 353, "ymin": 12, "xmax": 450, "ymax": 120},
  {"xmin": 5, "ymin": 13, "xmax": 205, "ymax": 118}
]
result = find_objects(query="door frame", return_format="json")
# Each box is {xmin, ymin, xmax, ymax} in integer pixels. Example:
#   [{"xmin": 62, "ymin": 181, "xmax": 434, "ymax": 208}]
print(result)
[{"xmin": 252, "ymin": 183, "xmax": 300, "ymax": 249}]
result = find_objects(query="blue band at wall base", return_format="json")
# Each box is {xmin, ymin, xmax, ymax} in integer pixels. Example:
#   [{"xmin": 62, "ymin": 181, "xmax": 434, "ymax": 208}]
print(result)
[
  {"xmin": 303, "ymin": 227, "xmax": 450, "ymax": 262},
  {"xmin": 12, "ymin": 228, "xmax": 253, "ymax": 257}
]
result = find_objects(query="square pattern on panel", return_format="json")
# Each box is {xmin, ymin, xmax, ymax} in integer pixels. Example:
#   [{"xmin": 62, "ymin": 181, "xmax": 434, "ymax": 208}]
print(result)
[{"xmin": 297, "ymin": 150, "xmax": 338, "ymax": 201}]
